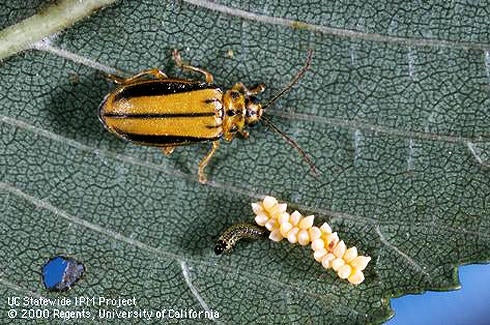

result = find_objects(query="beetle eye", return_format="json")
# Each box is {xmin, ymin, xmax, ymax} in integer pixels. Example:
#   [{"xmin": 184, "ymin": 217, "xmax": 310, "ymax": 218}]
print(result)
[
  {"xmin": 231, "ymin": 91, "xmax": 240, "ymax": 99},
  {"xmin": 246, "ymin": 110, "xmax": 256, "ymax": 117}
]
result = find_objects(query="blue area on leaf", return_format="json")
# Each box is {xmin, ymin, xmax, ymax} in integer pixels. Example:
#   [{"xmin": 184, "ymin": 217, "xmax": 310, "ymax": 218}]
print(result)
[
  {"xmin": 42, "ymin": 256, "xmax": 85, "ymax": 291},
  {"xmin": 388, "ymin": 264, "xmax": 490, "ymax": 324}
]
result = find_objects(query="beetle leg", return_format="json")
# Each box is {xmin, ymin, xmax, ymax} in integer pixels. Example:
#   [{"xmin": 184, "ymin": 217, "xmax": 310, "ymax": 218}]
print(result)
[
  {"xmin": 232, "ymin": 82, "xmax": 266, "ymax": 96},
  {"xmin": 172, "ymin": 49, "xmax": 214, "ymax": 84},
  {"xmin": 107, "ymin": 69, "xmax": 168, "ymax": 85},
  {"xmin": 248, "ymin": 83, "xmax": 266, "ymax": 95},
  {"xmin": 161, "ymin": 146, "xmax": 176, "ymax": 155},
  {"xmin": 198, "ymin": 141, "xmax": 220, "ymax": 183},
  {"xmin": 238, "ymin": 129, "xmax": 250, "ymax": 138}
]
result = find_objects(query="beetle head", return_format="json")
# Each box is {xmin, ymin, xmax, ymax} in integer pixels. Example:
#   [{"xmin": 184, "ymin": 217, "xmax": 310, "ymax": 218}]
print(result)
[{"xmin": 245, "ymin": 96, "xmax": 263, "ymax": 126}]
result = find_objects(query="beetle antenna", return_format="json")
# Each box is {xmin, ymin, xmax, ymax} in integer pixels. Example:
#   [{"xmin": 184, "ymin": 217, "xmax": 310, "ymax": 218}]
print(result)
[
  {"xmin": 262, "ymin": 49, "xmax": 313, "ymax": 110},
  {"xmin": 261, "ymin": 116, "xmax": 319, "ymax": 177}
]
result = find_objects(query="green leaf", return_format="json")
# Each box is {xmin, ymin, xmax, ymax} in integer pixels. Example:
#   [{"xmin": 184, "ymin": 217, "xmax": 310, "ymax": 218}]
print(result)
[{"xmin": 1, "ymin": 1, "xmax": 489, "ymax": 323}]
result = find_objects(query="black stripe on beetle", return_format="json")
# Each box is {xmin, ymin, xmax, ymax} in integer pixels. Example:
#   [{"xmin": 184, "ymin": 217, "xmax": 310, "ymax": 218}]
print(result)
[
  {"xmin": 114, "ymin": 81, "xmax": 215, "ymax": 101},
  {"xmin": 215, "ymin": 223, "xmax": 268, "ymax": 255},
  {"xmin": 113, "ymin": 130, "xmax": 221, "ymax": 145},
  {"xmin": 102, "ymin": 112, "xmax": 217, "ymax": 119}
]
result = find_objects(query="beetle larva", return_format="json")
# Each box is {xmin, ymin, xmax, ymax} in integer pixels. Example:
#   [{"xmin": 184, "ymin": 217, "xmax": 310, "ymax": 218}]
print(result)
[{"xmin": 215, "ymin": 223, "xmax": 268, "ymax": 255}]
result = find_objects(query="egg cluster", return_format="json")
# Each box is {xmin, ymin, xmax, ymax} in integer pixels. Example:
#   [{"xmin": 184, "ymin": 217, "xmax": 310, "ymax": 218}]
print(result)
[{"xmin": 253, "ymin": 196, "xmax": 370, "ymax": 285}]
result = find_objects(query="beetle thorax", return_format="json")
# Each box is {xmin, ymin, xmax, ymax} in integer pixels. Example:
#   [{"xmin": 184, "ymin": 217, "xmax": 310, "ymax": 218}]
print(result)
[{"xmin": 222, "ymin": 88, "xmax": 263, "ymax": 141}]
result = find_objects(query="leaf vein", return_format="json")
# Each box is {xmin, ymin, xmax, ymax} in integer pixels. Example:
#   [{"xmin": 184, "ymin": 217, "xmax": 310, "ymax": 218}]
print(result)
[
  {"xmin": 3, "ymin": 115, "xmax": 489, "ymax": 239},
  {"xmin": 467, "ymin": 142, "xmax": 490, "ymax": 167},
  {"xmin": 271, "ymin": 111, "xmax": 487, "ymax": 144},
  {"xmin": 179, "ymin": 261, "xmax": 218, "ymax": 322},
  {"xmin": 32, "ymin": 37, "xmax": 126, "ymax": 76},
  {"xmin": 0, "ymin": 0, "xmax": 117, "ymax": 60},
  {"xmin": 375, "ymin": 225, "xmax": 431, "ymax": 283},
  {"xmin": 183, "ymin": 0, "xmax": 490, "ymax": 50}
]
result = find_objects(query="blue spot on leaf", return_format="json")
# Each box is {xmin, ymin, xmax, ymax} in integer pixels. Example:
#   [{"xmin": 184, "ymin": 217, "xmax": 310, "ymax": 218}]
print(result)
[{"xmin": 42, "ymin": 256, "xmax": 85, "ymax": 291}]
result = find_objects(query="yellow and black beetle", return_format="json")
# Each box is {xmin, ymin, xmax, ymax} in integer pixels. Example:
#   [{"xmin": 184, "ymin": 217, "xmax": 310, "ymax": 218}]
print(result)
[{"xmin": 99, "ymin": 49, "xmax": 317, "ymax": 183}]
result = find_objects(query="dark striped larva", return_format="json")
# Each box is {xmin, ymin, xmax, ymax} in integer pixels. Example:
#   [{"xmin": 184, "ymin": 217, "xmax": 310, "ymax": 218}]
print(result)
[{"xmin": 214, "ymin": 223, "xmax": 268, "ymax": 255}]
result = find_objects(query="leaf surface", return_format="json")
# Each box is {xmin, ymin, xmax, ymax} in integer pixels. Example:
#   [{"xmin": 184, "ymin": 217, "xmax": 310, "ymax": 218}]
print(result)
[{"xmin": 1, "ymin": 1, "xmax": 489, "ymax": 323}]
